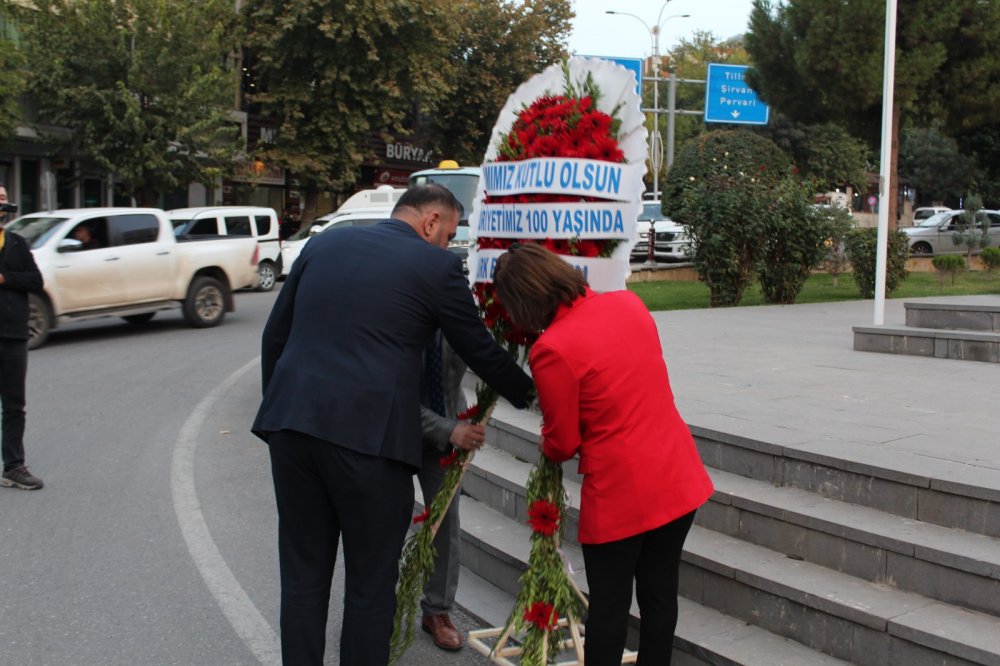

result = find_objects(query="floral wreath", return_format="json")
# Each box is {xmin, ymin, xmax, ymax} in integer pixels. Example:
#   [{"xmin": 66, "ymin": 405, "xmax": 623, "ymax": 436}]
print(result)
[{"xmin": 391, "ymin": 58, "xmax": 645, "ymax": 665}]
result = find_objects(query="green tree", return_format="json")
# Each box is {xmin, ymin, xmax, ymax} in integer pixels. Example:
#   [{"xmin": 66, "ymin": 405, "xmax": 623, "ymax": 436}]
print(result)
[
  {"xmin": 0, "ymin": 6, "xmax": 26, "ymax": 141},
  {"xmin": 755, "ymin": 113, "xmax": 869, "ymax": 192},
  {"xmin": 844, "ymin": 228, "xmax": 910, "ymax": 299},
  {"xmin": 746, "ymin": 0, "xmax": 1000, "ymax": 226},
  {"xmin": 899, "ymin": 127, "xmax": 979, "ymax": 204},
  {"xmin": 21, "ymin": 0, "xmax": 242, "ymax": 206},
  {"xmin": 951, "ymin": 194, "xmax": 990, "ymax": 262},
  {"xmin": 818, "ymin": 204, "xmax": 855, "ymax": 287},
  {"xmin": 956, "ymin": 123, "xmax": 1000, "ymax": 208},
  {"xmin": 429, "ymin": 0, "xmax": 572, "ymax": 165},
  {"xmin": 757, "ymin": 178, "xmax": 832, "ymax": 304},
  {"xmin": 664, "ymin": 130, "xmax": 793, "ymax": 306},
  {"xmin": 242, "ymin": 0, "xmax": 457, "ymax": 216}
]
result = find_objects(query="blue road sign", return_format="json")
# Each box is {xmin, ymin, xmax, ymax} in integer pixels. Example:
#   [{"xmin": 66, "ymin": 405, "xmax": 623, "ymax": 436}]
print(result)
[
  {"xmin": 704, "ymin": 63, "xmax": 770, "ymax": 125},
  {"xmin": 582, "ymin": 56, "xmax": 643, "ymax": 98}
]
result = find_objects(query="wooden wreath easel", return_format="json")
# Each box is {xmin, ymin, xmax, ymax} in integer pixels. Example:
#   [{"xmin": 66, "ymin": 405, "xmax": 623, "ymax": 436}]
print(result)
[{"xmin": 467, "ymin": 537, "xmax": 638, "ymax": 664}]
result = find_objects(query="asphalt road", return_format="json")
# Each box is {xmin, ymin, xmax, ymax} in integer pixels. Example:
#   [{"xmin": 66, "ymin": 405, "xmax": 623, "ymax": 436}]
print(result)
[{"xmin": 0, "ymin": 287, "xmax": 494, "ymax": 665}]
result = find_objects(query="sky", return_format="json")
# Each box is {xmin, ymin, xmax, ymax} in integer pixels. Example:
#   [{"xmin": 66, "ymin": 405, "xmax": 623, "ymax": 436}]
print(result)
[{"xmin": 567, "ymin": 0, "xmax": 756, "ymax": 60}]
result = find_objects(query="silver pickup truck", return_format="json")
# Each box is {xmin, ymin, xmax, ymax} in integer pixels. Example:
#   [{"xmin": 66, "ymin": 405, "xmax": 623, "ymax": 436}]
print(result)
[{"xmin": 6, "ymin": 207, "xmax": 260, "ymax": 349}]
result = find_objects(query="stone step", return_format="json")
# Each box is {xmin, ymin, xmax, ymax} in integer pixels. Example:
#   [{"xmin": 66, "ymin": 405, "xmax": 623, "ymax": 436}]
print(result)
[
  {"xmin": 904, "ymin": 301, "xmax": 1000, "ymax": 332},
  {"xmin": 465, "ymin": 441, "xmax": 1000, "ymax": 618},
  {"xmin": 484, "ymin": 409, "xmax": 1000, "ymax": 541},
  {"xmin": 682, "ymin": 526, "xmax": 1000, "ymax": 665},
  {"xmin": 452, "ymin": 495, "xmax": 849, "ymax": 665},
  {"xmin": 703, "ymin": 469, "xmax": 1000, "ymax": 617},
  {"xmin": 853, "ymin": 324, "xmax": 1000, "ymax": 363},
  {"xmin": 689, "ymin": 425, "xmax": 1000, "ymax": 539}
]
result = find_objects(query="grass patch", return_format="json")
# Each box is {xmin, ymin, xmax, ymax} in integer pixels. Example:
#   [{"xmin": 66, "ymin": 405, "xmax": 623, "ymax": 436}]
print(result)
[{"xmin": 629, "ymin": 271, "xmax": 1000, "ymax": 311}]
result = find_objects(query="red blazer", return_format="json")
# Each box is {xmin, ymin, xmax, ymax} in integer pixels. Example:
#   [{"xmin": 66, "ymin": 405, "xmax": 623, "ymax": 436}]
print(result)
[{"xmin": 532, "ymin": 288, "xmax": 714, "ymax": 544}]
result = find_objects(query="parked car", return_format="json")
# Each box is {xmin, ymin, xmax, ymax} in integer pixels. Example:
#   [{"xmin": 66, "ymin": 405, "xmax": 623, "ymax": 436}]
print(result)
[
  {"xmin": 167, "ymin": 206, "xmax": 281, "ymax": 292},
  {"xmin": 280, "ymin": 207, "xmax": 390, "ymax": 277},
  {"xmin": 6, "ymin": 208, "xmax": 260, "ymax": 349},
  {"xmin": 631, "ymin": 200, "xmax": 692, "ymax": 262},
  {"xmin": 912, "ymin": 206, "xmax": 952, "ymax": 224},
  {"xmin": 903, "ymin": 209, "xmax": 1000, "ymax": 255}
]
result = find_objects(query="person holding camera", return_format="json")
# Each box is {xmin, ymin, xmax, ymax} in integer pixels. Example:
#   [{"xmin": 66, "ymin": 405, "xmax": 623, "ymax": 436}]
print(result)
[{"xmin": 0, "ymin": 184, "xmax": 44, "ymax": 490}]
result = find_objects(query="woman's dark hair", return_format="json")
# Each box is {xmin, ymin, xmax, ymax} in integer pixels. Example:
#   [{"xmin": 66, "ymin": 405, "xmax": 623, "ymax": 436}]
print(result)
[{"xmin": 493, "ymin": 243, "xmax": 587, "ymax": 332}]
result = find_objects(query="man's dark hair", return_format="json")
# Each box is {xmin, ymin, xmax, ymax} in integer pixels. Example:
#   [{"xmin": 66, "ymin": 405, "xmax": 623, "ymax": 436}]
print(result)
[{"xmin": 393, "ymin": 183, "xmax": 463, "ymax": 218}]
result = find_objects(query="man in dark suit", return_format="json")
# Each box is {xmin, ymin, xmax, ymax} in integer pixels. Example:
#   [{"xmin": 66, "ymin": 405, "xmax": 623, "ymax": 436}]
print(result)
[{"xmin": 252, "ymin": 184, "xmax": 533, "ymax": 666}]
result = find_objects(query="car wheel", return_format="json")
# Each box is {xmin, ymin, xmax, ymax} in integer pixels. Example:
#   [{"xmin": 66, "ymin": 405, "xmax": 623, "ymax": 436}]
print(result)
[
  {"xmin": 911, "ymin": 242, "xmax": 933, "ymax": 255},
  {"xmin": 27, "ymin": 294, "xmax": 52, "ymax": 350},
  {"xmin": 183, "ymin": 277, "xmax": 226, "ymax": 328},
  {"xmin": 122, "ymin": 313, "xmax": 156, "ymax": 325},
  {"xmin": 256, "ymin": 261, "xmax": 277, "ymax": 292}
]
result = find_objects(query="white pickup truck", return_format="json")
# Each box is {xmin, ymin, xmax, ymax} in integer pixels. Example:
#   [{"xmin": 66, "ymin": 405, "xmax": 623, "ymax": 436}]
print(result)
[{"xmin": 6, "ymin": 207, "xmax": 260, "ymax": 349}]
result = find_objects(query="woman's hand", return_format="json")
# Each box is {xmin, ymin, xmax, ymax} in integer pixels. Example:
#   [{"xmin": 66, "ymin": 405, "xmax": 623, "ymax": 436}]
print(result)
[{"xmin": 450, "ymin": 423, "xmax": 486, "ymax": 451}]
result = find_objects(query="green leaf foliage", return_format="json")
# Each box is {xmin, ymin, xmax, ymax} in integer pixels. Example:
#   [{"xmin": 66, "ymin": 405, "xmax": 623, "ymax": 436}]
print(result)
[
  {"xmin": 0, "ymin": 6, "xmax": 26, "ymax": 141},
  {"xmin": 755, "ymin": 114, "xmax": 869, "ymax": 192},
  {"xmin": 980, "ymin": 247, "xmax": 1000, "ymax": 274},
  {"xmin": 22, "ymin": 0, "xmax": 243, "ymax": 206},
  {"xmin": 664, "ymin": 130, "xmax": 801, "ymax": 306},
  {"xmin": 819, "ymin": 205, "xmax": 856, "ymax": 286},
  {"xmin": 932, "ymin": 253, "xmax": 966, "ymax": 286},
  {"xmin": 844, "ymin": 228, "xmax": 911, "ymax": 299},
  {"xmin": 951, "ymin": 194, "xmax": 990, "ymax": 260},
  {"xmin": 746, "ymin": 0, "xmax": 1000, "ymax": 146},
  {"xmin": 899, "ymin": 127, "xmax": 979, "ymax": 203},
  {"xmin": 242, "ymin": 0, "xmax": 458, "ymax": 191},
  {"xmin": 757, "ymin": 180, "xmax": 833, "ymax": 304},
  {"xmin": 429, "ymin": 0, "xmax": 571, "ymax": 165}
]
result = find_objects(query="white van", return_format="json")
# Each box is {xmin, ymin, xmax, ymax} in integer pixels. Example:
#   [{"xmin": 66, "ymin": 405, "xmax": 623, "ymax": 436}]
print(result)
[
  {"xmin": 336, "ymin": 185, "xmax": 406, "ymax": 214},
  {"xmin": 280, "ymin": 206, "xmax": 393, "ymax": 277},
  {"xmin": 167, "ymin": 206, "xmax": 281, "ymax": 291}
]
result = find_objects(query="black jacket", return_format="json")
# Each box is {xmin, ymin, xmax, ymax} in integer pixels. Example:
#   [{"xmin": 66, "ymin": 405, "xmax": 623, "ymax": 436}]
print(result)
[
  {"xmin": 0, "ymin": 231, "xmax": 44, "ymax": 340},
  {"xmin": 252, "ymin": 219, "xmax": 534, "ymax": 469}
]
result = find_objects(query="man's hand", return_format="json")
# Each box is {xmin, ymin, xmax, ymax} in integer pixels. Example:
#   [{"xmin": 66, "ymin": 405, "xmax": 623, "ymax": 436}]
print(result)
[{"xmin": 449, "ymin": 423, "xmax": 486, "ymax": 451}]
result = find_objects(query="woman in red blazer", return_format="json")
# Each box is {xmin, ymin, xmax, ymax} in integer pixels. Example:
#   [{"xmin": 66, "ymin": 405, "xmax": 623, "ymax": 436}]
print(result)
[{"xmin": 493, "ymin": 243, "xmax": 714, "ymax": 666}]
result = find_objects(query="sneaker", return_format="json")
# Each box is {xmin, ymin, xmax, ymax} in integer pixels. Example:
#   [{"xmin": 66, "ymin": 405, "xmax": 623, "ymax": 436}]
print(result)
[{"xmin": 1, "ymin": 465, "xmax": 44, "ymax": 490}]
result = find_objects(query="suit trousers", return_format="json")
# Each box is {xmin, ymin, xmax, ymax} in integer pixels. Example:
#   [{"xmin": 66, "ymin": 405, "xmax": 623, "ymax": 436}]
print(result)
[
  {"xmin": 417, "ymin": 443, "xmax": 461, "ymax": 616},
  {"xmin": 580, "ymin": 510, "xmax": 696, "ymax": 666},
  {"xmin": 268, "ymin": 430, "xmax": 415, "ymax": 666},
  {"xmin": 0, "ymin": 338, "xmax": 28, "ymax": 472}
]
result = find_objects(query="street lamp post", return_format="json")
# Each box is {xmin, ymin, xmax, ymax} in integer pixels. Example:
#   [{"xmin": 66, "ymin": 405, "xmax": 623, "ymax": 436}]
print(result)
[{"xmin": 607, "ymin": 3, "xmax": 689, "ymax": 266}]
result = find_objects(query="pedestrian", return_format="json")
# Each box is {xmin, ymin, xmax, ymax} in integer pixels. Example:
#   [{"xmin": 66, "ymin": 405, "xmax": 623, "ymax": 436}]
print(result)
[
  {"xmin": 279, "ymin": 204, "xmax": 300, "ymax": 241},
  {"xmin": 252, "ymin": 184, "xmax": 534, "ymax": 666},
  {"xmin": 492, "ymin": 242, "xmax": 714, "ymax": 666},
  {"xmin": 0, "ymin": 184, "xmax": 45, "ymax": 491},
  {"xmin": 418, "ymin": 332, "xmax": 480, "ymax": 652}
]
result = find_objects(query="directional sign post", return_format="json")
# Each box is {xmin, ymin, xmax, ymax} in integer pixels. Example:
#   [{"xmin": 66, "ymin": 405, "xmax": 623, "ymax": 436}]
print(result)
[{"xmin": 704, "ymin": 63, "xmax": 770, "ymax": 125}]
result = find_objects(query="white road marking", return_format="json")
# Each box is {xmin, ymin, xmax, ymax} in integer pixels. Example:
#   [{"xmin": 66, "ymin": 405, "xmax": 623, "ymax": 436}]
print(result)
[{"xmin": 171, "ymin": 357, "xmax": 281, "ymax": 666}]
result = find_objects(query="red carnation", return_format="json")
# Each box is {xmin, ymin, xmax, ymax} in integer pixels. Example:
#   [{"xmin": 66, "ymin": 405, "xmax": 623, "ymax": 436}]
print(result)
[
  {"xmin": 523, "ymin": 601, "xmax": 559, "ymax": 631},
  {"xmin": 527, "ymin": 499, "xmax": 561, "ymax": 536},
  {"xmin": 572, "ymin": 239, "xmax": 601, "ymax": 257},
  {"xmin": 439, "ymin": 450, "xmax": 460, "ymax": 468},
  {"xmin": 457, "ymin": 405, "xmax": 480, "ymax": 421}
]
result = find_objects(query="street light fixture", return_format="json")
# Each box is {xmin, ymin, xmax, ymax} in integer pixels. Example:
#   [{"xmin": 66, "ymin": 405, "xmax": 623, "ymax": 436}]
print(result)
[{"xmin": 607, "ymin": 2, "xmax": 690, "ymax": 266}]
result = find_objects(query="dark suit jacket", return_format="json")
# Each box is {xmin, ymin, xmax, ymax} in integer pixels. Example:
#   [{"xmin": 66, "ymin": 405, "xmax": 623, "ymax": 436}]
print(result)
[{"xmin": 252, "ymin": 219, "xmax": 533, "ymax": 469}]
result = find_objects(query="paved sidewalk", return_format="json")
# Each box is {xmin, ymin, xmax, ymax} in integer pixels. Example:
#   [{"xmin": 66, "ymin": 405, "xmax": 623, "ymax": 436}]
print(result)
[{"xmin": 494, "ymin": 295, "xmax": 1000, "ymax": 496}]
